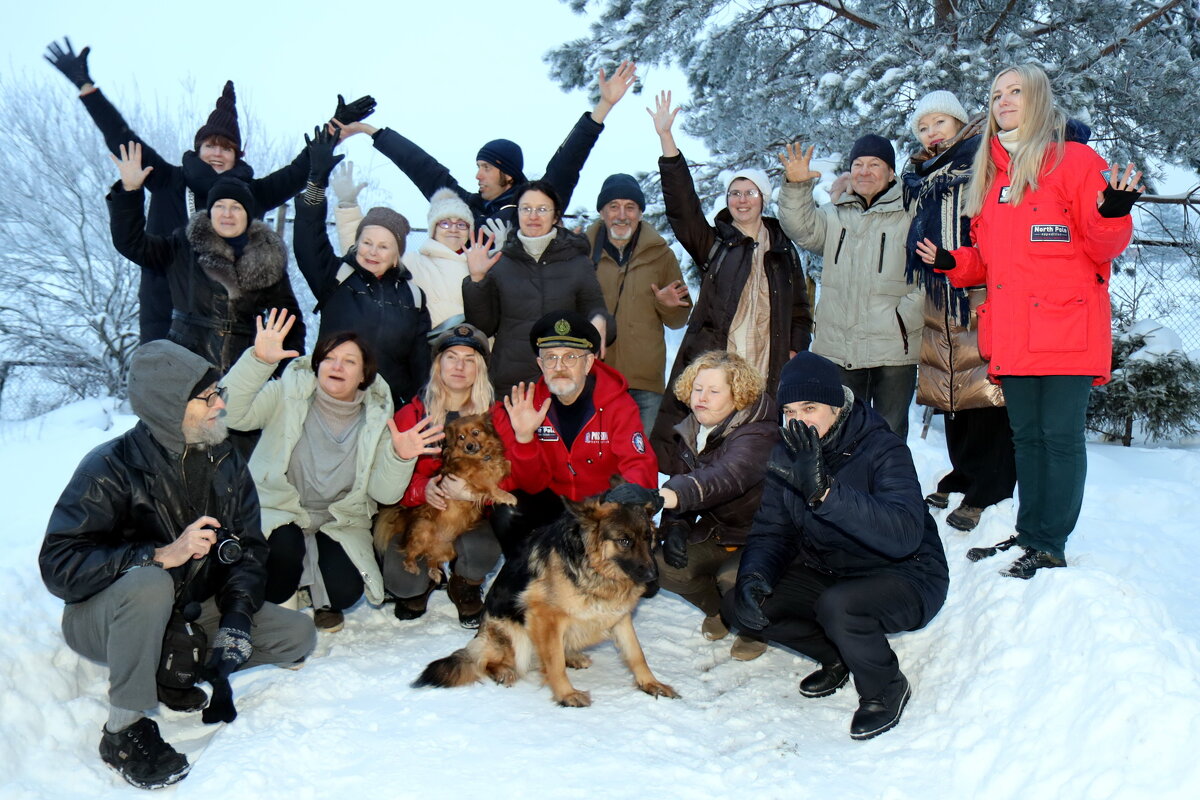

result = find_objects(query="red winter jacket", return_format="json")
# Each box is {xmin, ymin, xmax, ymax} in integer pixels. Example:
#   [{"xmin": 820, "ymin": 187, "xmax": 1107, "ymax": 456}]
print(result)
[
  {"xmin": 946, "ymin": 139, "xmax": 1132, "ymax": 385},
  {"xmin": 492, "ymin": 361, "xmax": 659, "ymax": 501}
]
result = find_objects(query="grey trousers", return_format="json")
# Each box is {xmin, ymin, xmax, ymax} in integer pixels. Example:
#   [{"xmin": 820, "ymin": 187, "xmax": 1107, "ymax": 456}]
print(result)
[
  {"xmin": 382, "ymin": 520, "xmax": 502, "ymax": 599},
  {"xmin": 61, "ymin": 566, "xmax": 316, "ymax": 712}
]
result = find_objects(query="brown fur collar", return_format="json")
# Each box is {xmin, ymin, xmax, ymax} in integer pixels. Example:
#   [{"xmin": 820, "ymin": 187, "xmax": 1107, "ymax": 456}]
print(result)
[{"xmin": 186, "ymin": 211, "xmax": 287, "ymax": 297}]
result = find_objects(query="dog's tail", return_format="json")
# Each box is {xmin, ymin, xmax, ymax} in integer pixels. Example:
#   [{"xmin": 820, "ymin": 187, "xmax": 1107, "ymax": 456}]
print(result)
[
  {"xmin": 373, "ymin": 503, "xmax": 405, "ymax": 556},
  {"xmin": 412, "ymin": 647, "xmax": 479, "ymax": 689}
]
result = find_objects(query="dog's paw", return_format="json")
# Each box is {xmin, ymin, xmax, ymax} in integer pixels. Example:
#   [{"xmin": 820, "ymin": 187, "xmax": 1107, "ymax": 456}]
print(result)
[
  {"xmin": 487, "ymin": 665, "xmax": 518, "ymax": 686},
  {"xmin": 638, "ymin": 680, "xmax": 679, "ymax": 699},
  {"xmin": 564, "ymin": 652, "xmax": 592, "ymax": 670},
  {"xmin": 493, "ymin": 490, "xmax": 518, "ymax": 506},
  {"xmin": 403, "ymin": 560, "xmax": 421, "ymax": 575},
  {"xmin": 556, "ymin": 689, "xmax": 592, "ymax": 708}
]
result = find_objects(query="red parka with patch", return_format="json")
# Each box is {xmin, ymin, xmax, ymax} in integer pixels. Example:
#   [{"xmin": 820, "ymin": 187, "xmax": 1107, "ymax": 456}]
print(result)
[
  {"xmin": 493, "ymin": 361, "xmax": 658, "ymax": 501},
  {"xmin": 946, "ymin": 139, "xmax": 1133, "ymax": 385}
]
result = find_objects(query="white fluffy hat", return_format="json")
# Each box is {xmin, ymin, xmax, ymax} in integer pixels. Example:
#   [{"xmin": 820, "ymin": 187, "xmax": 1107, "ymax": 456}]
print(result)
[
  {"xmin": 910, "ymin": 90, "xmax": 969, "ymax": 138},
  {"xmin": 427, "ymin": 188, "xmax": 474, "ymax": 232},
  {"xmin": 724, "ymin": 168, "xmax": 773, "ymax": 203}
]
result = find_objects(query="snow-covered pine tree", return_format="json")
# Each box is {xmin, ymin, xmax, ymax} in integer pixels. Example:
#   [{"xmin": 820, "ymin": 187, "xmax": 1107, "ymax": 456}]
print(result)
[{"xmin": 1087, "ymin": 320, "xmax": 1200, "ymax": 446}]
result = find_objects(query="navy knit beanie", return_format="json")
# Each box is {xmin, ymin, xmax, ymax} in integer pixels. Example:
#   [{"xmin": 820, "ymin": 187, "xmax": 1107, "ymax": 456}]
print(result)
[
  {"xmin": 477, "ymin": 139, "xmax": 526, "ymax": 184},
  {"xmin": 596, "ymin": 173, "xmax": 645, "ymax": 211},
  {"xmin": 847, "ymin": 134, "xmax": 896, "ymax": 171},
  {"xmin": 776, "ymin": 352, "xmax": 845, "ymax": 408}
]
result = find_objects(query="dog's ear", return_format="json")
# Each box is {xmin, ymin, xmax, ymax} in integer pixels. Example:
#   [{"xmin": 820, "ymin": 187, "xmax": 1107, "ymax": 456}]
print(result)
[
  {"xmin": 565, "ymin": 496, "xmax": 607, "ymax": 523},
  {"xmin": 480, "ymin": 414, "xmax": 498, "ymax": 434},
  {"xmin": 608, "ymin": 473, "xmax": 627, "ymax": 489}
]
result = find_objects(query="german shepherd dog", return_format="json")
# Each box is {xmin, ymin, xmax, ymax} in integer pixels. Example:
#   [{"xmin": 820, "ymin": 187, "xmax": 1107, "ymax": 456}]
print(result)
[
  {"xmin": 414, "ymin": 485, "xmax": 678, "ymax": 707},
  {"xmin": 373, "ymin": 413, "xmax": 516, "ymax": 581}
]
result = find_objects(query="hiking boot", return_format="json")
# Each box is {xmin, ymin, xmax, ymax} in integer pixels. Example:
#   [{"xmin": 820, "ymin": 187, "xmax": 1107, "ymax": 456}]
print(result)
[
  {"xmin": 1001, "ymin": 548, "xmax": 1066, "ymax": 579},
  {"xmin": 946, "ymin": 503, "xmax": 984, "ymax": 532},
  {"xmin": 730, "ymin": 634, "xmax": 768, "ymax": 661},
  {"xmin": 99, "ymin": 717, "xmax": 190, "ymax": 789},
  {"xmin": 701, "ymin": 614, "xmax": 729, "ymax": 641},
  {"xmin": 447, "ymin": 574, "xmax": 485, "ymax": 629},
  {"xmin": 314, "ymin": 608, "xmax": 344, "ymax": 633},
  {"xmin": 966, "ymin": 535, "xmax": 1019, "ymax": 562},
  {"xmin": 924, "ymin": 491, "xmax": 950, "ymax": 509},
  {"xmin": 799, "ymin": 661, "xmax": 850, "ymax": 698},
  {"xmin": 156, "ymin": 683, "xmax": 207, "ymax": 712},
  {"xmin": 850, "ymin": 674, "xmax": 911, "ymax": 740},
  {"xmin": 393, "ymin": 579, "xmax": 438, "ymax": 621}
]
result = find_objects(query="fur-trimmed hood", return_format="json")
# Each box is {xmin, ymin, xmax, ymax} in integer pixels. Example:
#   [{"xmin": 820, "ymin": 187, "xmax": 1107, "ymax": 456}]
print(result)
[{"xmin": 186, "ymin": 211, "xmax": 287, "ymax": 297}]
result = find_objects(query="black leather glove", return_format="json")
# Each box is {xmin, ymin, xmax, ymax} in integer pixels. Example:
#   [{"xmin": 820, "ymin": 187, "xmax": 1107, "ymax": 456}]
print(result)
[
  {"xmin": 1097, "ymin": 185, "xmax": 1140, "ymax": 218},
  {"xmin": 304, "ymin": 125, "xmax": 345, "ymax": 186},
  {"xmin": 45, "ymin": 37, "xmax": 93, "ymax": 89},
  {"xmin": 333, "ymin": 93, "xmax": 376, "ymax": 125},
  {"xmin": 768, "ymin": 419, "xmax": 830, "ymax": 507},
  {"xmin": 931, "ymin": 246, "xmax": 956, "ymax": 272},
  {"xmin": 206, "ymin": 612, "xmax": 252, "ymax": 679},
  {"xmin": 734, "ymin": 574, "xmax": 772, "ymax": 630},
  {"xmin": 660, "ymin": 520, "xmax": 689, "ymax": 570},
  {"xmin": 603, "ymin": 483, "xmax": 665, "ymax": 514}
]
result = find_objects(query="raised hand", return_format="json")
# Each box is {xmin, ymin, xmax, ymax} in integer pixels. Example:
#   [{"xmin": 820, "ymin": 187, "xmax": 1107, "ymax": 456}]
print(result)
[
  {"xmin": 651, "ymin": 280, "xmax": 691, "ymax": 308},
  {"xmin": 304, "ymin": 125, "xmax": 345, "ymax": 186},
  {"xmin": 387, "ymin": 416, "xmax": 444, "ymax": 460},
  {"xmin": 1097, "ymin": 161, "xmax": 1145, "ymax": 218},
  {"xmin": 45, "ymin": 37, "xmax": 93, "ymax": 89},
  {"xmin": 593, "ymin": 60, "xmax": 638, "ymax": 123},
  {"xmin": 646, "ymin": 90, "xmax": 681, "ymax": 157},
  {"xmin": 253, "ymin": 308, "xmax": 301, "ymax": 365},
  {"xmin": 483, "ymin": 217, "xmax": 510, "ymax": 255},
  {"xmin": 329, "ymin": 161, "xmax": 367, "ymax": 207},
  {"xmin": 333, "ymin": 93, "xmax": 376, "ymax": 125},
  {"xmin": 109, "ymin": 141, "xmax": 153, "ymax": 191},
  {"xmin": 503, "ymin": 381, "xmax": 551, "ymax": 444},
  {"xmin": 466, "ymin": 227, "xmax": 502, "ymax": 279},
  {"xmin": 915, "ymin": 237, "xmax": 956, "ymax": 271},
  {"xmin": 779, "ymin": 143, "xmax": 821, "ymax": 184}
]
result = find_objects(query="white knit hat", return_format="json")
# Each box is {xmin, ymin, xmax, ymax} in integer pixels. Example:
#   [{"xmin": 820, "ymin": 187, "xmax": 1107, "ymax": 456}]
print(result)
[
  {"xmin": 724, "ymin": 168, "xmax": 773, "ymax": 203},
  {"xmin": 426, "ymin": 188, "xmax": 474, "ymax": 232},
  {"xmin": 910, "ymin": 90, "xmax": 969, "ymax": 138}
]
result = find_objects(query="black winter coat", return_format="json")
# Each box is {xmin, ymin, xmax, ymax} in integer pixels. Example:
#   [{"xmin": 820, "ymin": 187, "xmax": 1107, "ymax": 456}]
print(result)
[
  {"xmin": 370, "ymin": 112, "xmax": 603, "ymax": 229},
  {"xmin": 650, "ymin": 152, "xmax": 813, "ymax": 469},
  {"xmin": 39, "ymin": 422, "xmax": 268, "ymax": 619},
  {"xmin": 108, "ymin": 185, "xmax": 306, "ymax": 372},
  {"xmin": 81, "ymin": 89, "xmax": 309, "ymax": 342},
  {"xmin": 738, "ymin": 400, "xmax": 949, "ymax": 625},
  {"xmin": 661, "ymin": 393, "xmax": 779, "ymax": 547},
  {"xmin": 293, "ymin": 197, "xmax": 431, "ymax": 408},
  {"xmin": 462, "ymin": 228, "xmax": 608, "ymax": 396}
]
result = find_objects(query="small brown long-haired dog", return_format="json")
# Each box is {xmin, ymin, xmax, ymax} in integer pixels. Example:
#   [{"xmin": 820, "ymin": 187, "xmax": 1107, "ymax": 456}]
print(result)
[{"xmin": 373, "ymin": 413, "xmax": 516, "ymax": 581}]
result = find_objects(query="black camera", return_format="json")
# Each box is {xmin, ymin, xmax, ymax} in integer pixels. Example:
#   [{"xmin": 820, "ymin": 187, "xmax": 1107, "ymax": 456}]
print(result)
[{"xmin": 211, "ymin": 527, "xmax": 243, "ymax": 565}]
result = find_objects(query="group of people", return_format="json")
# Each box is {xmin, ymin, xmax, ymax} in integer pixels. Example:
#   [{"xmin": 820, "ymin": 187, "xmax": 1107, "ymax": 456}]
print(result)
[{"xmin": 38, "ymin": 36, "xmax": 1142, "ymax": 789}]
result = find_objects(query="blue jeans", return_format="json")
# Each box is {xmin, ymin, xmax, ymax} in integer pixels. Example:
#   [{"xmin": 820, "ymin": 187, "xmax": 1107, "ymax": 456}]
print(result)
[
  {"xmin": 838, "ymin": 365, "xmax": 917, "ymax": 440},
  {"xmin": 628, "ymin": 389, "xmax": 664, "ymax": 437}
]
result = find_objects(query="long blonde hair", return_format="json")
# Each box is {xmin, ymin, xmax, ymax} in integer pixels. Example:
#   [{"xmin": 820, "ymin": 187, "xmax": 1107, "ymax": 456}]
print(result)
[
  {"xmin": 963, "ymin": 63, "xmax": 1067, "ymax": 216},
  {"xmin": 421, "ymin": 348, "xmax": 494, "ymax": 423}
]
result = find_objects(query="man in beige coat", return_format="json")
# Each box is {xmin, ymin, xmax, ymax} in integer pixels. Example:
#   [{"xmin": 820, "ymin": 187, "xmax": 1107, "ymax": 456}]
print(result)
[{"xmin": 587, "ymin": 173, "xmax": 692, "ymax": 434}]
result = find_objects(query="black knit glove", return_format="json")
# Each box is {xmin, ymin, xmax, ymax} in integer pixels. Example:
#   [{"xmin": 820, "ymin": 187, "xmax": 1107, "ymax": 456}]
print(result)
[
  {"xmin": 768, "ymin": 419, "xmax": 830, "ymax": 507},
  {"xmin": 733, "ymin": 574, "xmax": 772, "ymax": 630},
  {"xmin": 45, "ymin": 37, "xmax": 93, "ymax": 88},
  {"xmin": 1097, "ymin": 185, "xmax": 1140, "ymax": 218},
  {"xmin": 603, "ymin": 483, "xmax": 665, "ymax": 514},
  {"xmin": 304, "ymin": 125, "xmax": 345, "ymax": 186},
  {"xmin": 931, "ymin": 246, "xmax": 956, "ymax": 272},
  {"xmin": 206, "ymin": 612, "xmax": 252, "ymax": 679},
  {"xmin": 660, "ymin": 520, "xmax": 690, "ymax": 570},
  {"xmin": 333, "ymin": 94, "xmax": 376, "ymax": 125}
]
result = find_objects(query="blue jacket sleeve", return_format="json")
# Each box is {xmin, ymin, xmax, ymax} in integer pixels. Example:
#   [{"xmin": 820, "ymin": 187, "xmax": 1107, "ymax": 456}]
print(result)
[
  {"xmin": 371, "ymin": 128, "xmax": 471, "ymax": 204},
  {"xmin": 541, "ymin": 112, "xmax": 604, "ymax": 211},
  {"xmin": 736, "ymin": 474, "xmax": 802, "ymax": 588}
]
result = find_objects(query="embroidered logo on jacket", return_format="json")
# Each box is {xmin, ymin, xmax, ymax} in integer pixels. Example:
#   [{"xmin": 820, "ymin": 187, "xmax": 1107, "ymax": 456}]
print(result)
[
  {"xmin": 585, "ymin": 431, "xmax": 610, "ymax": 444},
  {"xmin": 998, "ymin": 186, "xmax": 1011, "ymax": 204},
  {"xmin": 632, "ymin": 432, "xmax": 646, "ymax": 454},
  {"xmin": 1030, "ymin": 224, "xmax": 1071, "ymax": 243},
  {"xmin": 536, "ymin": 425, "xmax": 560, "ymax": 442}
]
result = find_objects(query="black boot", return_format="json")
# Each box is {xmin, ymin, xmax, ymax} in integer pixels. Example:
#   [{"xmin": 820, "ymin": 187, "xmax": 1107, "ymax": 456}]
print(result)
[
  {"xmin": 447, "ymin": 574, "xmax": 485, "ymax": 628},
  {"xmin": 850, "ymin": 674, "xmax": 911, "ymax": 740},
  {"xmin": 157, "ymin": 683, "xmax": 207, "ymax": 712},
  {"xmin": 799, "ymin": 661, "xmax": 850, "ymax": 698},
  {"xmin": 393, "ymin": 572, "xmax": 444, "ymax": 621},
  {"xmin": 99, "ymin": 718, "xmax": 190, "ymax": 789},
  {"xmin": 1001, "ymin": 547, "xmax": 1066, "ymax": 579},
  {"xmin": 966, "ymin": 535, "xmax": 1019, "ymax": 562}
]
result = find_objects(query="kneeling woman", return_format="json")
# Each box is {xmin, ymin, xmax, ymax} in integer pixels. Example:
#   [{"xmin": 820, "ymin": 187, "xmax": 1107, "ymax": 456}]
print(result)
[
  {"xmin": 384, "ymin": 324, "xmax": 503, "ymax": 627},
  {"xmin": 657, "ymin": 351, "xmax": 778, "ymax": 660},
  {"xmin": 222, "ymin": 310, "xmax": 442, "ymax": 632}
]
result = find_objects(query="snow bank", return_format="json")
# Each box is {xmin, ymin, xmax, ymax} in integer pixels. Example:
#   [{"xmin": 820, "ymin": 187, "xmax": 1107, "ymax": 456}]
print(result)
[{"xmin": 2, "ymin": 402, "xmax": 1199, "ymax": 799}]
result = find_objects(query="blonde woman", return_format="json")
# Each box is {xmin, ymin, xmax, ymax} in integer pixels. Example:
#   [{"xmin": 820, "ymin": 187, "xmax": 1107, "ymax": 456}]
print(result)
[{"xmin": 916, "ymin": 63, "xmax": 1143, "ymax": 578}]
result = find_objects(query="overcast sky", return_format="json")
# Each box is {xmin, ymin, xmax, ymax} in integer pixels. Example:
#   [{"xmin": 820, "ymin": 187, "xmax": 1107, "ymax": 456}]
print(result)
[{"xmin": 4, "ymin": 0, "xmax": 711, "ymax": 224}]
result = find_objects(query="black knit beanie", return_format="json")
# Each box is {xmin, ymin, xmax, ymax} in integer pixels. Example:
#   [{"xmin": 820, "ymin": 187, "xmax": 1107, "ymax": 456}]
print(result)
[
  {"xmin": 596, "ymin": 173, "xmax": 645, "ymax": 211},
  {"xmin": 847, "ymin": 134, "xmax": 896, "ymax": 171},
  {"xmin": 476, "ymin": 139, "xmax": 526, "ymax": 184},
  {"xmin": 206, "ymin": 176, "xmax": 257, "ymax": 219},
  {"xmin": 194, "ymin": 80, "xmax": 242, "ymax": 155},
  {"xmin": 776, "ymin": 352, "xmax": 845, "ymax": 408}
]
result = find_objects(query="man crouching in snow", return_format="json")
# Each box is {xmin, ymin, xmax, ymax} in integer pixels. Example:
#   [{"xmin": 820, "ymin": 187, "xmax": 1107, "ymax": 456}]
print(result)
[
  {"xmin": 723, "ymin": 352, "xmax": 948, "ymax": 740},
  {"xmin": 39, "ymin": 340, "xmax": 315, "ymax": 789}
]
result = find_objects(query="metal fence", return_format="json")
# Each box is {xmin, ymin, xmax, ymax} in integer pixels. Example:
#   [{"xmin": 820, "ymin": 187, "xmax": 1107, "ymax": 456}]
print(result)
[{"xmin": 0, "ymin": 362, "xmax": 94, "ymax": 422}]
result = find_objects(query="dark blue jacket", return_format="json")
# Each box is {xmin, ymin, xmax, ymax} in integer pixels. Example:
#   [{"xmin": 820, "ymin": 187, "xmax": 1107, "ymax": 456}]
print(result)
[
  {"xmin": 369, "ymin": 112, "xmax": 604, "ymax": 229},
  {"xmin": 738, "ymin": 400, "xmax": 948, "ymax": 625}
]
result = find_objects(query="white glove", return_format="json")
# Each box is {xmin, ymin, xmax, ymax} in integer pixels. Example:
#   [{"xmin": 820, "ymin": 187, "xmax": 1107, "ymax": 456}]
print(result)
[
  {"xmin": 484, "ymin": 217, "xmax": 510, "ymax": 256},
  {"xmin": 330, "ymin": 161, "xmax": 367, "ymax": 208}
]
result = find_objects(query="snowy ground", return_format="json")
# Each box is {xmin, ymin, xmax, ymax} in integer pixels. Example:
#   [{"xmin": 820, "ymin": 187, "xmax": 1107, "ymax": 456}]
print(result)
[{"xmin": 2, "ymin": 399, "xmax": 1199, "ymax": 799}]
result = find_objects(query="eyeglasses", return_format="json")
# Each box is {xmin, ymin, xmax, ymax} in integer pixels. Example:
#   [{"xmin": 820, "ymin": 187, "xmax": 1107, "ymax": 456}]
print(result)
[
  {"xmin": 538, "ymin": 353, "xmax": 588, "ymax": 368},
  {"xmin": 518, "ymin": 206, "xmax": 553, "ymax": 217},
  {"xmin": 194, "ymin": 386, "xmax": 227, "ymax": 407},
  {"xmin": 726, "ymin": 189, "xmax": 762, "ymax": 200},
  {"xmin": 436, "ymin": 220, "xmax": 470, "ymax": 231}
]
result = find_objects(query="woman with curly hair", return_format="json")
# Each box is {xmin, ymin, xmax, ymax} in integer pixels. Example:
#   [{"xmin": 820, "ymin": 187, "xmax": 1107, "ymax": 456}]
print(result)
[{"xmin": 657, "ymin": 350, "xmax": 779, "ymax": 659}]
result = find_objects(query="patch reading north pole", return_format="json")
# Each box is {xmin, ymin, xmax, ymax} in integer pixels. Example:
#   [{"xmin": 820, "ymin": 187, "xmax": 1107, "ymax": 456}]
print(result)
[
  {"xmin": 536, "ymin": 425, "xmax": 560, "ymax": 442},
  {"xmin": 998, "ymin": 186, "xmax": 1011, "ymax": 204},
  {"xmin": 1030, "ymin": 224, "xmax": 1071, "ymax": 242},
  {"xmin": 632, "ymin": 432, "xmax": 646, "ymax": 454}
]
